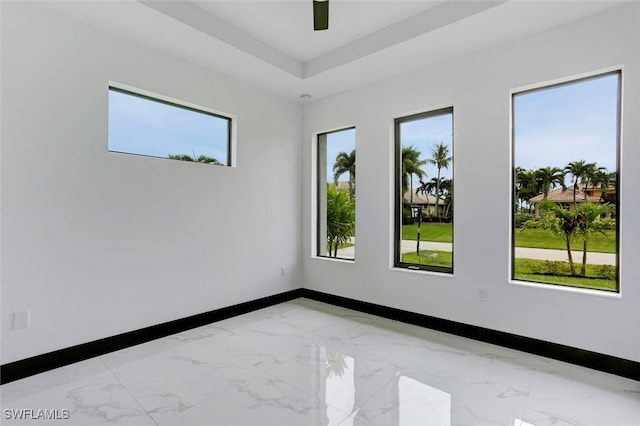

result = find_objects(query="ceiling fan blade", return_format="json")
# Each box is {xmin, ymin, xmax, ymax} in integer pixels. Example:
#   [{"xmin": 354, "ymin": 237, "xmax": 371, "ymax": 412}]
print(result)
[{"xmin": 313, "ymin": 0, "xmax": 329, "ymax": 31}]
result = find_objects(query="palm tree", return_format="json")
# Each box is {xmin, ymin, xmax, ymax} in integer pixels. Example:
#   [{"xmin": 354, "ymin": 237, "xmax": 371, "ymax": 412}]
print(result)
[
  {"xmin": 333, "ymin": 150, "xmax": 356, "ymax": 200},
  {"xmin": 583, "ymin": 164, "xmax": 607, "ymax": 200},
  {"xmin": 606, "ymin": 171, "xmax": 617, "ymax": 189},
  {"xmin": 598, "ymin": 171, "xmax": 617, "ymax": 202},
  {"xmin": 537, "ymin": 200, "xmax": 613, "ymax": 277},
  {"xmin": 564, "ymin": 160, "xmax": 595, "ymax": 203},
  {"xmin": 416, "ymin": 177, "xmax": 452, "ymax": 218},
  {"xmin": 440, "ymin": 178, "xmax": 453, "ymax": 218},
  {"xmin": 401, "ymin": 146, "xmax": 426, "ymax": 204},
  {"xmin": 416, "ymin": 177, "xmax": 437, "ymax": 197},
  {"xmin": 535, "ymin": 167, "xmax": 565, "ymax": 200},
  {"xmin": 416, "ymin": 177, "xmax": 437, "ymax": 217},
  {"xmin": 537, "ymin": 200, "xmax": 582, "ymax": 276},
  {"xmin": 515, "ymin": 167, "xmax": 540, "ymax": 213},
  {"xmin": 168, "ymin": 154, "xmax": 222, "ymax": 165},
  {"xmin": 574, "ymin": 203, "xmax": 612, "ymax": 277},
  {"xmin": 426, "ymin": 143, "xmax": 452, "ymax": 218},
  {"xmin": 326, "ymin": 185, "xmax": 355, "ymax": 257}
]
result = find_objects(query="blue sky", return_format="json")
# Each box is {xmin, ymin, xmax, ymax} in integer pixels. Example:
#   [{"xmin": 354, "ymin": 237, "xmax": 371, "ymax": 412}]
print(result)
[
  {"xmin": 513, "ymin": 73, "xmax": 619, "ymax": 176},
  {"xmin": 325, "ymin": 128, "xmax": 356, "ymax": 183},
  {"xmin": 108, "ymin": 90, "xmax": 229, "ymax": 163},
  {"xmin": 110, "ymin": 73, "xmax": 617, "ymax": 183},
  {"xmin": 400, "ymin": 112, "xmax": 454, "ymax": 183}
]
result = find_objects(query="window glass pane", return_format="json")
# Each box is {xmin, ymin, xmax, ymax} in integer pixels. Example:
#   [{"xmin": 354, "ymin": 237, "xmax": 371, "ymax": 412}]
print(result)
[
  {"xmin": 317, "ymin": 128, "xmax": 356, "ymax": 260},
  {"xmin": 108, "ymin": 87, "xmax": 231, "ymax": 165},
  {"xmin": 396, "ymin": 108, "xmax": 453, "ymax": 272},
  {"xmin": 512, "ymin": 72, "xmax": 620, "ymax": 292}
]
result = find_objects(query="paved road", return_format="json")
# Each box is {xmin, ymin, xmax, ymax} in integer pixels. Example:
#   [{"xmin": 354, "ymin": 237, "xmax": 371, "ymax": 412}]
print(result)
[{"xmin": 337, "ymin": 240, "xmax": 616, "ymax": 265}]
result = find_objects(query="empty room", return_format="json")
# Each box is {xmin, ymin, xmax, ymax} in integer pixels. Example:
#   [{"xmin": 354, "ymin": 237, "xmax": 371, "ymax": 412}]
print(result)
[{"xmin": 1, "ymin": 1, "xmax": 638, "ymax": 425}]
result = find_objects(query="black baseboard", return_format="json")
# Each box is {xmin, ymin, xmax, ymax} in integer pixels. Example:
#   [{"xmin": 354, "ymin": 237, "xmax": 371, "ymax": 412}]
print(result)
[
  {"xmin": 3, "ymin": 287, "xmax": 638, "ymax": 384},
  {"xmin": 298, "ymin": 289, "xmax": 640, "ymax": 382},
  {"xmin": 0, "ymin": 289, "xmax": 304, "ymax": 385}
]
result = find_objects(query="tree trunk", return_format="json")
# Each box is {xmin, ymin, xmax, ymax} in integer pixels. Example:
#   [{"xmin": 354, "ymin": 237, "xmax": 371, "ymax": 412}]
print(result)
[
  {"xmin": 435, "ymin": 169, "xmax": 441, "ymax": 220},
  {"xmin": 584, "ymin": 181, "xmax": 588, "ymax": 200},
  {"xmin": 580, "ymin": 239, "xmax": 588, "ymax": 277},
  {"xmin": 351, "ymin": 176, "xmax": 355, "ymax": 200},
  {"xmin": 565, "ymin": 236, "xmax": 577, "ymax": 276},
  {"xmin": 410, "ymin": 174, "xmax": 414, "ymax": 203}
]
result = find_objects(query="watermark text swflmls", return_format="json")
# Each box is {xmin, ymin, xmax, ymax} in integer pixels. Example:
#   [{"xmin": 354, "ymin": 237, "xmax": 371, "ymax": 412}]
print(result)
[{"xmin": 3, "ymin": 409, "xmax": 70, "ymax": 420}]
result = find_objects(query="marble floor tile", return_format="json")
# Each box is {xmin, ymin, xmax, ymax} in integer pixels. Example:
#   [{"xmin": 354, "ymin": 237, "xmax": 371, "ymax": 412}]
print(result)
[
  {"xmin": 266, "ymin": 343, "xmax": 403, "ymax": 409},
  {"xmin": 2, "ymin": 299, "xmax": 637, "ymax": 426},
  {"xmin": 1, "ymin": 358, "xmax": 109, "ymax": 405},
  {"xmin": 407, "ymin": 341, "xmax": 537, "ymax": 407},
  {"xmin": 1, "ymin": 367, "xmax": 155, "ymax": 426},
  {"xmin": 99, "ymin": 324, "xmax": 226, "ymax": 372},
  {"xmin": 331, "ymin": 321, "xmax": 436, "ymax": 367},
  {"xmin": 207, "ymin": 316, "xmax": 320, "ymax": 369},
  {"xmin": 522, "ymin": 363, "xmax": 640, "ymax": 426},
  {"xmin": 344, "ymin": 368, "xmax": 527, "ymax": 426},
  {"xmin": 107, "ymin": 340, "xmax": 262, "ymax": 423},
  {"xmin": 159, "ymin": 371, "xmax": 349, "ymax": 426},
  {"xmin": 270, "ymin": 305, "xmax": 375, "ymax": 340}
]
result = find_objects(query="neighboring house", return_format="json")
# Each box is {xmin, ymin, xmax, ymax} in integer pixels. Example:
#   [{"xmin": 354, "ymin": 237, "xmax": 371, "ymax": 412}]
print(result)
[
  {"xmin": 404, "ymin": 190, "xmax": 444, "ymax": 217},
  {"xmin": 333, "ymin": 181, "xmax": 351, "ymax": 191},
  {"xmin": 530, "ymin": 185, "xmax": 616, "ymax": 217}
]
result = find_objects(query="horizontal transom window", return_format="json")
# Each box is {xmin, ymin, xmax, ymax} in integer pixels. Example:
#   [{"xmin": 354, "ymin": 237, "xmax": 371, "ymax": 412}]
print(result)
[{"xmin": 108, "ymin": 85, "xmax": 232, "ymax": 166}]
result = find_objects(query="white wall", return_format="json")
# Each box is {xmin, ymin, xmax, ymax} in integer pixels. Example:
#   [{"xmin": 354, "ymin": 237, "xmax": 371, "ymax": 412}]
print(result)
[
  {"xmin": 2, "ymin": 1, "xmax": 638, "ymax": 367},
  {"xmin": 302, "ymin": 3, "xmax": 640, "ymax": 362},
  {"xmin": 1, "ymin": 2, "xmax": 302, "ymax": 364}
]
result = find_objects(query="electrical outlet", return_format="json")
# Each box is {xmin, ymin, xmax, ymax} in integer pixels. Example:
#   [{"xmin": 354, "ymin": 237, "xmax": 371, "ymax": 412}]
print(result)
[
  {"xmin": 280, "ymin": 267, "xmax": 286, "ymax": 277},
  {"xmin": 479, "ymin": 288, "xmax": 488, "ymax": 302},
  {"xmin": 13, "ymin": 310, "xmax": 30, "ymax": 329}
]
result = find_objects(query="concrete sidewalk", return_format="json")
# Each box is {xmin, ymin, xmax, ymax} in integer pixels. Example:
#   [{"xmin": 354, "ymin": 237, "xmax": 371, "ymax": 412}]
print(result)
[{"xmin": 337, "ymin": 240, "xmax": 615, "ymax": 265}]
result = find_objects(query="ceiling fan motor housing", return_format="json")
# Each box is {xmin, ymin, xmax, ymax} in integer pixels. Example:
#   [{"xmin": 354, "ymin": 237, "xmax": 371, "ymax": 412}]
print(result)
[{"xmin": 313, "ymin": 0, "xmax": 329, "ymax": 31}]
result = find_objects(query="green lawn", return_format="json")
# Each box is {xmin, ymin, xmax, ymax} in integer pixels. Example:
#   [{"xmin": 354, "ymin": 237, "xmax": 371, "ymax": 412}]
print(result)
[
  {"xmin": 513, "ymin": 258, "xmax": 616, "ymax": 291},
  {"xmin": 514, "ymin": 228, "xmax": 616, "ymax": 253},
  {"xmin": 402, "ymin": 250, "xmax": 452, "ymax": 268},
  {"xmin": 402, "ymin": 223, "xmax": 452, "ymax": 242},
  {"xmin": 401, "ymin": 223, "xmax": 617, "ymax": 254}
]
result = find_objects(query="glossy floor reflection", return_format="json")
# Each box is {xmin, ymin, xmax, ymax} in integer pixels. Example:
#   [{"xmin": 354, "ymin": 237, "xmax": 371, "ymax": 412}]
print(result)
[{"xmin": 2, "ymin": 298, "xmax": 639, "ymax": 425}]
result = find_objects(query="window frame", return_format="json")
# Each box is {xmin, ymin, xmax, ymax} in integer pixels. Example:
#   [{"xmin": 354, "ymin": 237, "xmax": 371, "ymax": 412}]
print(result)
[
  {"xmin": 394, "ymin": 107, "xmax": 454, "ymax": 274},
  {"xmin": 315, "ymin": 126, "xmax": 356, "ymax": 262},
  {"xmin": 108, "ymin": 84, "xmax": 233, "ymax": 166},
  {"xmin": 510, "ymin": 69, "xmax": 621, "ymax": 293}
]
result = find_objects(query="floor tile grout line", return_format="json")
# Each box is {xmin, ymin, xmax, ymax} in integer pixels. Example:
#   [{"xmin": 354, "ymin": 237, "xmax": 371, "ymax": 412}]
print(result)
[
  {"xmin": 96, "ymin": 356, "xmax": 161, "ymax": 426},
  {"xmin": 101, "ymin": 336, "xmax": 269, "ymax": 425}
]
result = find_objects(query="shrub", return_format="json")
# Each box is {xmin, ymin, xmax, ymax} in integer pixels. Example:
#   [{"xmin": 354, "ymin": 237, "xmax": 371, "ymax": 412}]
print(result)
[
  {"xmin": 514, "ymin": 214, "xmax": 532, "ymax": 228},
  {"xmin": 543, "ymin": 260, "xmax": 570, "ymax": 276},
  {"xmin": 595, "ymin": 264, "xmax": 616, "ymax": 280},
  {"xmin": 521, "ymin": 260, "xmax": 539, "ymax": 273},
  {"xmin": 522, "ymin": 218, "xmax": 541, "ymax": 229},
  {"xmin": 524, "ymin": 260, "xmax": 570, "ymax": 276}
]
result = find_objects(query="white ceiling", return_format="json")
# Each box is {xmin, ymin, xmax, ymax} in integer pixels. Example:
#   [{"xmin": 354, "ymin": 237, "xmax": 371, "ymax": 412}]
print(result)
[
  {"xmin": 43, "ymin": 0, "xmax": 628, "ymax": 102},
  {"xmin": 192, "ymin": 1, "xmax": 447, "ymax": 61}
]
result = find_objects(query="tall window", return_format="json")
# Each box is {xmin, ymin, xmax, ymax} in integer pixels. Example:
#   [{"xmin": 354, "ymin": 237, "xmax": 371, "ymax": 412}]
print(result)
[
  {"xmin": 395, "ymin": 108, "xmax": 454, "ymax": 273},
  {"xmin": 512, "ymin": 71, "xmax": 620, "ymax": 292},
  {"xmin": 108, "ymin": 85, "xmax": 232, "ymax": 166},
  {"xmin": 317, "ymin": 128, "xmax": 356, "ymax": 260}
]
